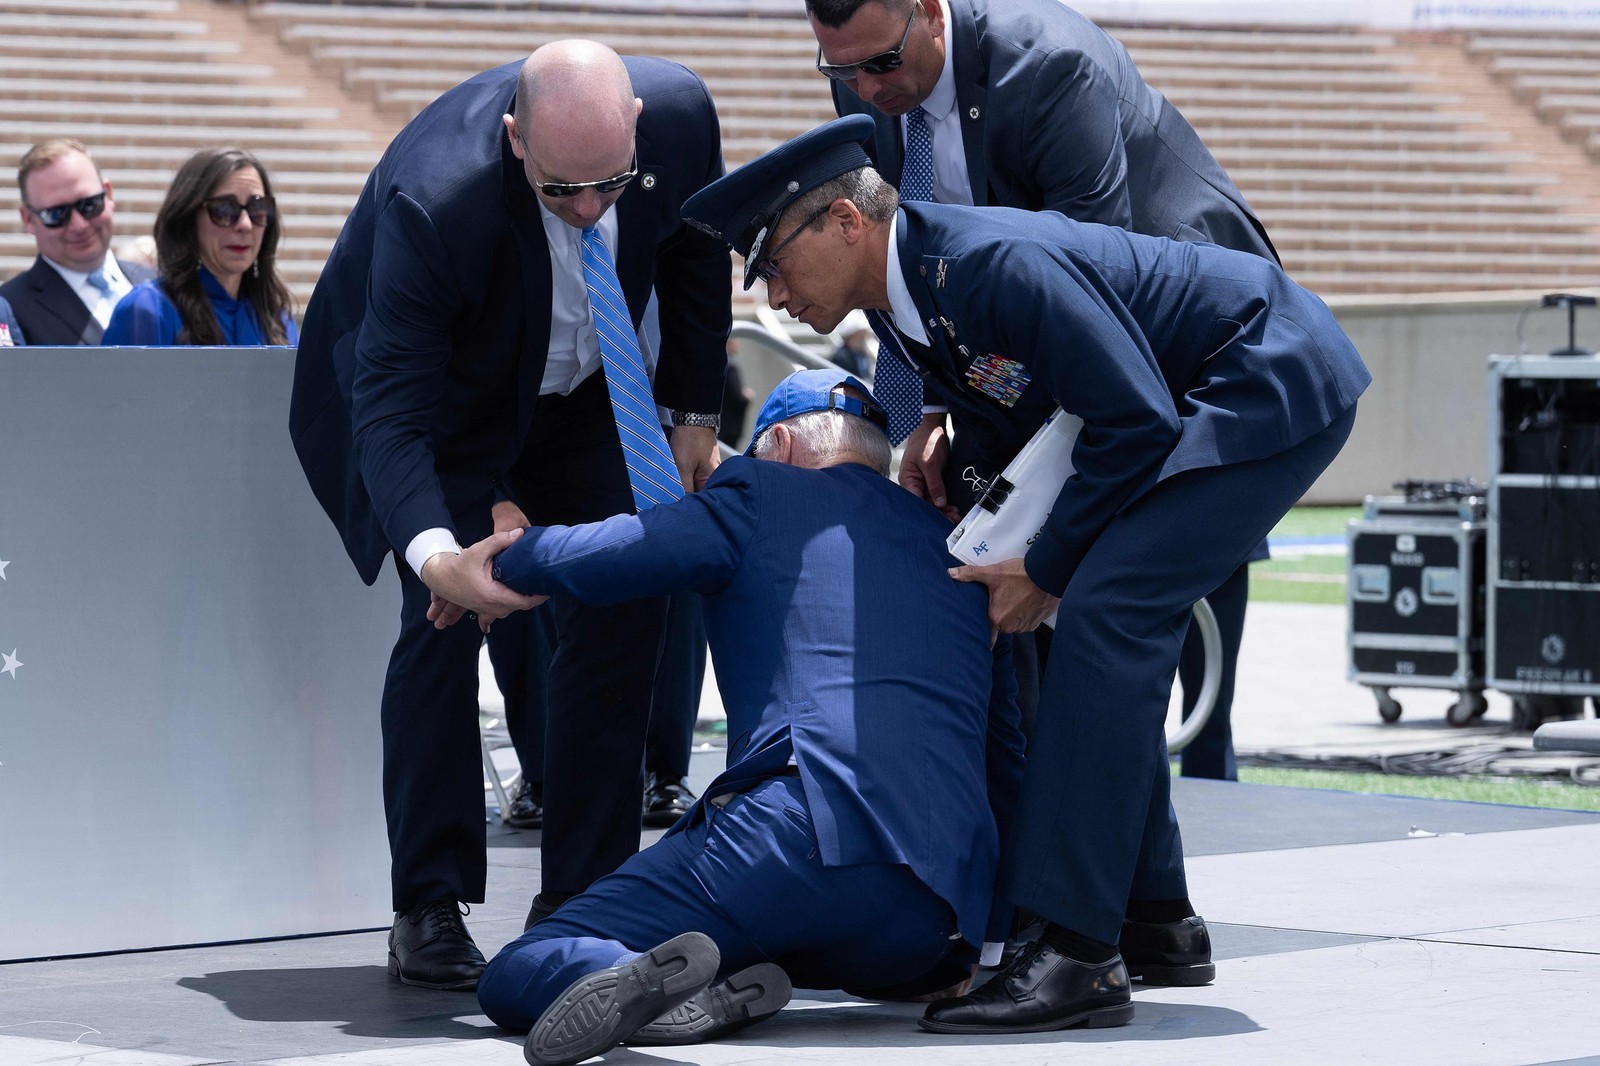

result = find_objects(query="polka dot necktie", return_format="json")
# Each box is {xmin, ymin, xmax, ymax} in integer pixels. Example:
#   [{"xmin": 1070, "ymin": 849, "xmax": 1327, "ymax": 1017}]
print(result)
[
  {"xmin": 580, "ymin": 226, "xmax": 684, "ymax": 511},
  {"xmin": 876, "ymin": 106, "xmax": 935, "ymax": 444}
]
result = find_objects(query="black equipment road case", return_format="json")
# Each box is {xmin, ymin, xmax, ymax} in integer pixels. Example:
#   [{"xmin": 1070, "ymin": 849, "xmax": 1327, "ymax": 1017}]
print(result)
[{"xmin": 1347, "ymin": 486, "xmax": 1487, "ymax": 727}]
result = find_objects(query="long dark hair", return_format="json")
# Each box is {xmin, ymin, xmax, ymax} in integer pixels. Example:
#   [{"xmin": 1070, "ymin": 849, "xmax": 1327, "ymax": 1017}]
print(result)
[{"xmin": 153, "ymin": 147, "xmax": 293, "ymax": 345}]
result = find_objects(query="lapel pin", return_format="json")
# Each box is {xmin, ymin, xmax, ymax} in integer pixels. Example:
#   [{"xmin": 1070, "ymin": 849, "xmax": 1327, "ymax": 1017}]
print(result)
[
  {"xmin": 641, "ymin": 173, "xmax": 657, "ymax": 190},
  {"xmin": 968, "ymin": 106, "xmax": 981, "ymax": 120}
]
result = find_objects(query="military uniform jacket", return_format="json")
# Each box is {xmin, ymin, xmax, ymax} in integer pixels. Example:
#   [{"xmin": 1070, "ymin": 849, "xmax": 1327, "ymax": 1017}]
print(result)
[{"xmin": 887, "ymin": 202, "xmax": 1369, "ymax": 595}]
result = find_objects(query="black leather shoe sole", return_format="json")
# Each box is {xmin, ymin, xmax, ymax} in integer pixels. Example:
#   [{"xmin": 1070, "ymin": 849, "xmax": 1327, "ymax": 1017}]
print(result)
[
  {"xmin": 386, "ymin": 952, "xmax": 481, "ymax": 992},
  {"xmin": 628, "ymin": 962, "xmax": 791, "ymax": 1045},
  {"xmin": 1126, "ymin": 959, "xmax": 1215, "ymax": 986},
  {"xmin": 525, "ymin": 931, "xmax": 720, "ymax": 1065},
  {"xmin": 918, "ymin": 1000, "xmax": 1134, "ymax": 1035}
]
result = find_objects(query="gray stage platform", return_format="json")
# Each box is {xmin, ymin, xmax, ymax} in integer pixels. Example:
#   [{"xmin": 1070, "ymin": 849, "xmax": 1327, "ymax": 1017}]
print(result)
[{"xmin": 4, "ymin": 746, "xmax": 1599, "ymax": 1066}]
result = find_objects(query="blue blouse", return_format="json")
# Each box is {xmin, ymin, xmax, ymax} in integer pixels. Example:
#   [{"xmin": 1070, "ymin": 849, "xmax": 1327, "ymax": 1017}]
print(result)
[{"xmin": 103, "ymin": 266, "xmax": 298, "ymax": 345}]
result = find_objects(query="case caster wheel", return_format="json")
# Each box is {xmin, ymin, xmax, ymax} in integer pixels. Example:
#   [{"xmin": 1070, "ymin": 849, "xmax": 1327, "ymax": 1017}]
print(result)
[
  {"xmin": 1446, "ymin": 693, "xmax": 1487, "ymax": 728},
  {"xmin": 1375, "ymin": 689, "xmax": 1402, "ymax": 724}
]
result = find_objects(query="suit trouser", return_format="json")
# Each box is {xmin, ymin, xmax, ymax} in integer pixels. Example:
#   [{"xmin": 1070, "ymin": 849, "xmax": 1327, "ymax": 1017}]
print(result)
[
  {"xmin": 645, "ymin": 592, "xmax": 706, "ymax": 780},
  {"xmin": 485, "ymin": 603, "xmax": 558, "ymax": 789},
  {"xmin": 382, "ymin": 373, "xmax": 667, "ymax": 910},
  {"xmin": 1178, "ymin": 560, "xmax": 1249, "ymax": 780},
  {"xmin": 1006, "ymin": 406, "xmax": 1357, "ymax": 943},
  {"xmin": 477, "ymin": 776, "xmax": 958, "ymax": 1032}
]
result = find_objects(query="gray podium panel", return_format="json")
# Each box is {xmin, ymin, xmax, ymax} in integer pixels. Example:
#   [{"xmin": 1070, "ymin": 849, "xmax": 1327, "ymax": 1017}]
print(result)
[{"xmin": 0, "ymin": 347, "xmax": 397, "ymax": 961}]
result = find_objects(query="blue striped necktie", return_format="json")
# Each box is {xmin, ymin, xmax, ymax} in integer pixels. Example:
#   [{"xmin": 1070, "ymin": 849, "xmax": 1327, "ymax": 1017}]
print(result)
[
  {"xmin": 876, "ymin": 105, "xmax": 936, "ymax": 444},
  {"xmin": 580, "ymin": 226, "xmax": 684, "ymax": 511}
]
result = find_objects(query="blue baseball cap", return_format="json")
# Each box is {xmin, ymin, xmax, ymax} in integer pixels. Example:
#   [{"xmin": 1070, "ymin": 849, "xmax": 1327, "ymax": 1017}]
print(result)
[
  {"xmin": 682, "ymin": 115, "xmax": 877, "ymax": 290},
  {"xmin": 745, "ymin": 368, "xmax": 889, "ymax": 455}
]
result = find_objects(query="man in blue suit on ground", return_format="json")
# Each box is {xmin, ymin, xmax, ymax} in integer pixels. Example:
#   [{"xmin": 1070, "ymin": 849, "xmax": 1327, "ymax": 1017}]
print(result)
[
  {"xmin": 427, "ymin": 370, "xmax": 1025, "ymax": 1065},
  {"xmin": 677, "ymin": 117, "xmax": 1369, "ymax": 1035},
  {"xmin": 808, "ymin": 0, "xmax": 1280, "ymax": 783},
  {"xmin": 287, "ymin": 42, "xmax": 731, "ymax": 990}
]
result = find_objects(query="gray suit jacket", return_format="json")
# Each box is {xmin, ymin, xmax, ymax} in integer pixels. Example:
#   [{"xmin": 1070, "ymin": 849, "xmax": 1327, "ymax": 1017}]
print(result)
[
  {"xmin": 0, "ymin": 255, "xmax": 155, "ymax": 346},
  {"xmin": 832, "ymin": 0, "xmax": 1277, "ymax": 261}
]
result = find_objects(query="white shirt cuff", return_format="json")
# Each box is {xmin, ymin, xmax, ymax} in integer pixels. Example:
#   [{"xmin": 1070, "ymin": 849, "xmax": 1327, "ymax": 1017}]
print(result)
[
  {"xmin": 405, "ymin": 527, "xmax": 460, "ymax": 580},
  {"xmin": 980, "ymin": 941, "xmax": 1004, "ymax": 967}
]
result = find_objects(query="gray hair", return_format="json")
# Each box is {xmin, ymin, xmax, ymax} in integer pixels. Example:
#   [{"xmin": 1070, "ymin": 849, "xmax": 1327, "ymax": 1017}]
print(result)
[
  {"xmin": 783, "ymin": 167, "xmax": 899, "ymax": 233},
  {"xmin": 753, "ymin": 407, "xmax": 892, "ymax": 475}
]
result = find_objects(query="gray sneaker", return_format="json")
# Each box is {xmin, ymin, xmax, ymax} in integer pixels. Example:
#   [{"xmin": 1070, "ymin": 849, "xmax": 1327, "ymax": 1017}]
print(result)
[
  {"xmin": 524, "ymin": 931, "xmax": 719, "ymax": 1065},
  {"xmin": 628, "ymin": 962, "xmax": 792, "ymax": 1045}
]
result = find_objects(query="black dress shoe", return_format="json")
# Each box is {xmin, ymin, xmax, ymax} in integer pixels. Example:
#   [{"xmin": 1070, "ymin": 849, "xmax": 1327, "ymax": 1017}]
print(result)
[
  {"xmin": 628, "ymin": 961, "xmax": 791, "ymax": 1045},
  {"xmin": 503, "ymin": 776, "xmax": 543, "ymax": 829},
  {"xmin": 642, "ymin": 773, "xmax": 696, "ymax": 828},
  {"xmin": 387, "ymin": 899, "xmax": 486, "ymax": 991},
  {"xmin": 525, "ymin": 931, "xmax": 720, "ymax": 1065},
  {"xmin": 919, "ymin": 941, "xmax": 1132, "ymax": 1034},
  {"xmin": 1120, "ymin": 915, "xmax": 1215, "ymax": 986}
]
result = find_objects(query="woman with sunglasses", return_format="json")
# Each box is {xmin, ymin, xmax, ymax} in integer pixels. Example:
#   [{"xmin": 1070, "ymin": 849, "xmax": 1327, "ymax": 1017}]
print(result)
[{"xmin": 104, "ymin": 147, "xmax": 296, "ymax": 345}]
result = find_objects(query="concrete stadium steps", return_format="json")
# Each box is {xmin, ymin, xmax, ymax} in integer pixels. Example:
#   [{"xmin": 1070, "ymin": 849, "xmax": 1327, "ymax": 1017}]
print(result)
[{"xmin": 1470, "ymin": 31, "xmax": 1600, "ymax": 162}]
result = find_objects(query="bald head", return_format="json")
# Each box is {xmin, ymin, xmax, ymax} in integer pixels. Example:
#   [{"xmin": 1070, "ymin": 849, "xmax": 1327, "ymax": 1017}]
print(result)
[
  {"xmin": 516, "ymin": 41, "xmax": 636, "ymax": 140},
  {"xmin": 504, "ymin": 41, "xmax": 642, "ymax": 228}
]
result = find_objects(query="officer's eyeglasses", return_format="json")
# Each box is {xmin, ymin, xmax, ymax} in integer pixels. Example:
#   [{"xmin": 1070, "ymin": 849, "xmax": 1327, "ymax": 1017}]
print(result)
[
  {"xmin": 202, "ymin": 195, "xmax": 275, "ymax": 227},
  {"xmin": 816, "ymin": 5, "xmax": 917, "ymax": 81},
  {"xmin": 753, "ymin": 203, "xmax": 832, "ymax": 283},
  {"xmin": 25, "ymin": 188, "xmax": 108, "ymax": 228},
  {"xmin": 532, "ymin": 152, "xmax": 638, "ymax": 199}
]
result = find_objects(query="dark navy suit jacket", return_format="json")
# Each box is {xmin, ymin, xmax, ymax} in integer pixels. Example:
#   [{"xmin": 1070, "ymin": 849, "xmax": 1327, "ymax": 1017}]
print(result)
[
  {"xmin": 289, "ymin": 58, "xmax": 732, "ymax": 584},
  {"xmin": 834, "ymin": 0, "xmax": 1275, "ymax": 261},
  {"xmin": 889, "ymin": 203, "xmax": 1369, "ymax": 594},
  {"xmin": 0, "ymin": 256, "xmax": 154, "ymax": 346},
  {"xmin": 492, "ymin": 457, "xmax": 1026, "ymax": 947}
]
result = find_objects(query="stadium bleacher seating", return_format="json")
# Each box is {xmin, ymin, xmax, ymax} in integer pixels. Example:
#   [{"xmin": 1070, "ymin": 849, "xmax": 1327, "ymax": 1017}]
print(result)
[{"xmin": 1, "ymin": 0, "xmax": 1597, "ymax": 311}]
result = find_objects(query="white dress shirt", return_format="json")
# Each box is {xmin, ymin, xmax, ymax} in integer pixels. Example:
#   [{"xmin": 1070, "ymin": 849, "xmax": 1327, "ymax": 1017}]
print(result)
[
  {"xmin": 44, "ymin": 251, "xmax": 133, "ymax": 329},
  {"xmin": 405, "ymin": 203, "xmax": 629, "ymax": 579},
  {"xmin": 902, "ymin": 9, "xmax": 975, "ymax": 209}
]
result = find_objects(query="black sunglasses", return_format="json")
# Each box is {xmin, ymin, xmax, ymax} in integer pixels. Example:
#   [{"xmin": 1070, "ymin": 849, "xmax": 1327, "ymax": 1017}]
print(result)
[
  {"xmin": 816, "ymin": 4, "xmax": 917, "ymax": 81},
  {"xmin": 26, "ymin": 188, "xmax": 108, "ymax": 229},
  {"xmin": 202, "ymin": 195, "xmax": 275, "ymax": 227},
  {"xmin": 753, "ymin": 203, "xmax": 832, "ymax": 283},
  {"xmin": 531, "ymin": 149, "xmax": 638, "ymax": 199}
]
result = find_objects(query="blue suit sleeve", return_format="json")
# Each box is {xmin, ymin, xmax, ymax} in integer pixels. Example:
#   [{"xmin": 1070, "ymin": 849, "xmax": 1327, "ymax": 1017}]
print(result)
[
  {"xmin": 1025, "ymin": 48, "xmax": 1134, "ymax": 227},
  {"xmin": 102, "ymin": 284, "xmax": 179, "ymax": 345},
  {"xmin": 492, "ymin": 459, "xmax": 762, "ymax": 603},
  {"xmin": 349, "ymin": 192, "xmax": 462, "ymax": 552},
  {"xmin": 952, "ymin": 240, "xmax": 1179, "ymax": 595},
  {"xmin": 983, "ymin": 634, "xmax": 1026, "ymax": 943}
]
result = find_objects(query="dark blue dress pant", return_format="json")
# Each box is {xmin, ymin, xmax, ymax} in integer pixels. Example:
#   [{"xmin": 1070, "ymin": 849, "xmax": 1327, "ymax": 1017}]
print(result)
[
  {"xmin": 478, "ymin": 776, "xmax": 957, "ymax": 1031},
  {"xmin": 1006, "ymin": 407, "xmax": 1357, "ymax": 943}
]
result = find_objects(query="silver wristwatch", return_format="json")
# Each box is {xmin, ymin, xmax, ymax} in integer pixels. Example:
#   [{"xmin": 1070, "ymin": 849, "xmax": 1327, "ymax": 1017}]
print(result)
[{"xmin": 671, "ymin": 410, "xmax": 721, "ymax": 431}]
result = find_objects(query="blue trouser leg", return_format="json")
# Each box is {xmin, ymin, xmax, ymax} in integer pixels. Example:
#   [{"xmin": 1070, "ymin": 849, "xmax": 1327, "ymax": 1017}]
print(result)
[
  {"xmin": 1007, "ymin": 408, "xmax": 1357, "ymax": 942},
  {"xmin": 478, "ymin": 776, "xmax": 958, "ymax": 1032},
  {"xmin": 1178, "ymin": 560, "xmax": 1249, "ymax": 780}
]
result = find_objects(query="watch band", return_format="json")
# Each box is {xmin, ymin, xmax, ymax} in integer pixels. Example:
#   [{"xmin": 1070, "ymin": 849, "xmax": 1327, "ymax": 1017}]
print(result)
[{"xmin": 671, "ymin": 411, "xmax": 721, "ymax": 430}]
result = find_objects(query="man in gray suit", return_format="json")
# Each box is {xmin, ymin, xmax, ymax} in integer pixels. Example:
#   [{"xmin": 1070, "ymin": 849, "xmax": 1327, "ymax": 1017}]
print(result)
[
  {"xmin": 806, "ymin": 0, "xmax": 1274, "ymax": 788},
  {"xmin": 2, "ymin": 139, "xmax": 154, "ymax": 345}
]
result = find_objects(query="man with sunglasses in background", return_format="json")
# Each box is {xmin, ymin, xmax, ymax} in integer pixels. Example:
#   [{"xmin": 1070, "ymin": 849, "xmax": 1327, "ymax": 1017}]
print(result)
[
  {"xmin": 2, "ymin": 139, "xmax": 154, "ymax": 345},
  {"xmin": 806, "ymin": 0, "xmax": 1278, "ymax": 825},
  {"xmin": 290, "ymin": 41, "xmax": 731, "ymax": 993}
]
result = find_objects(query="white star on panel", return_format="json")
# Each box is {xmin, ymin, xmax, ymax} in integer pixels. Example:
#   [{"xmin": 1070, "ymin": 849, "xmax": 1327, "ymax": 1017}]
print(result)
[
  {"xmin": 1, "ymin": 650, "xmax": 20, "ymax": 679},
  {"xmin": 0, "ymin": 558, "xmax": 9, "ymax": 580}
]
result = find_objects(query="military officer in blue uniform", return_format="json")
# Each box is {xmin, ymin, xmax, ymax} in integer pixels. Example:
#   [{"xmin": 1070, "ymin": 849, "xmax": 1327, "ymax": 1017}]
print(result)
[
  {"xmin": 677, "ymin": 116, "xmax": 1369, "ymax": 1035},
  {"xmin": 427, "ymin": 369, "xmax": 1025, "ymax": 1063}
]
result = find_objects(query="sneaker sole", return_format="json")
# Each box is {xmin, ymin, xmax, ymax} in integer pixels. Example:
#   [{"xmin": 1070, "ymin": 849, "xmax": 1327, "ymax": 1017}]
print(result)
[
  {"xmin": 1127, "ymin": 961, "xmax": 1216, "ymax": 986},
  {"xmin": 628, "ymin": 962, "xmax": 792, "ymax": 1045},
  {"xmin": 524, "ymin": 931, "xmax": 719, "ymax": 1065},
  {"xmin": 918, "ymin": 1000, "xmax": 1134, "ymax": 1035},
  {"xmin": 385, "ymin": 953, "xmax": 481, "ymax": 992}
]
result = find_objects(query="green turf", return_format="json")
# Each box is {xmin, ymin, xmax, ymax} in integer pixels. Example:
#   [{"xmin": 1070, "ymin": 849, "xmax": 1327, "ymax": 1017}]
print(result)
[
  {"xmin": 1231, "ymin": 766, "xmax": 1600, "ymax": 812},
  {"xmin": 1269, "ymin": 505, "xmax": 1360, "ymax": 540}
]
